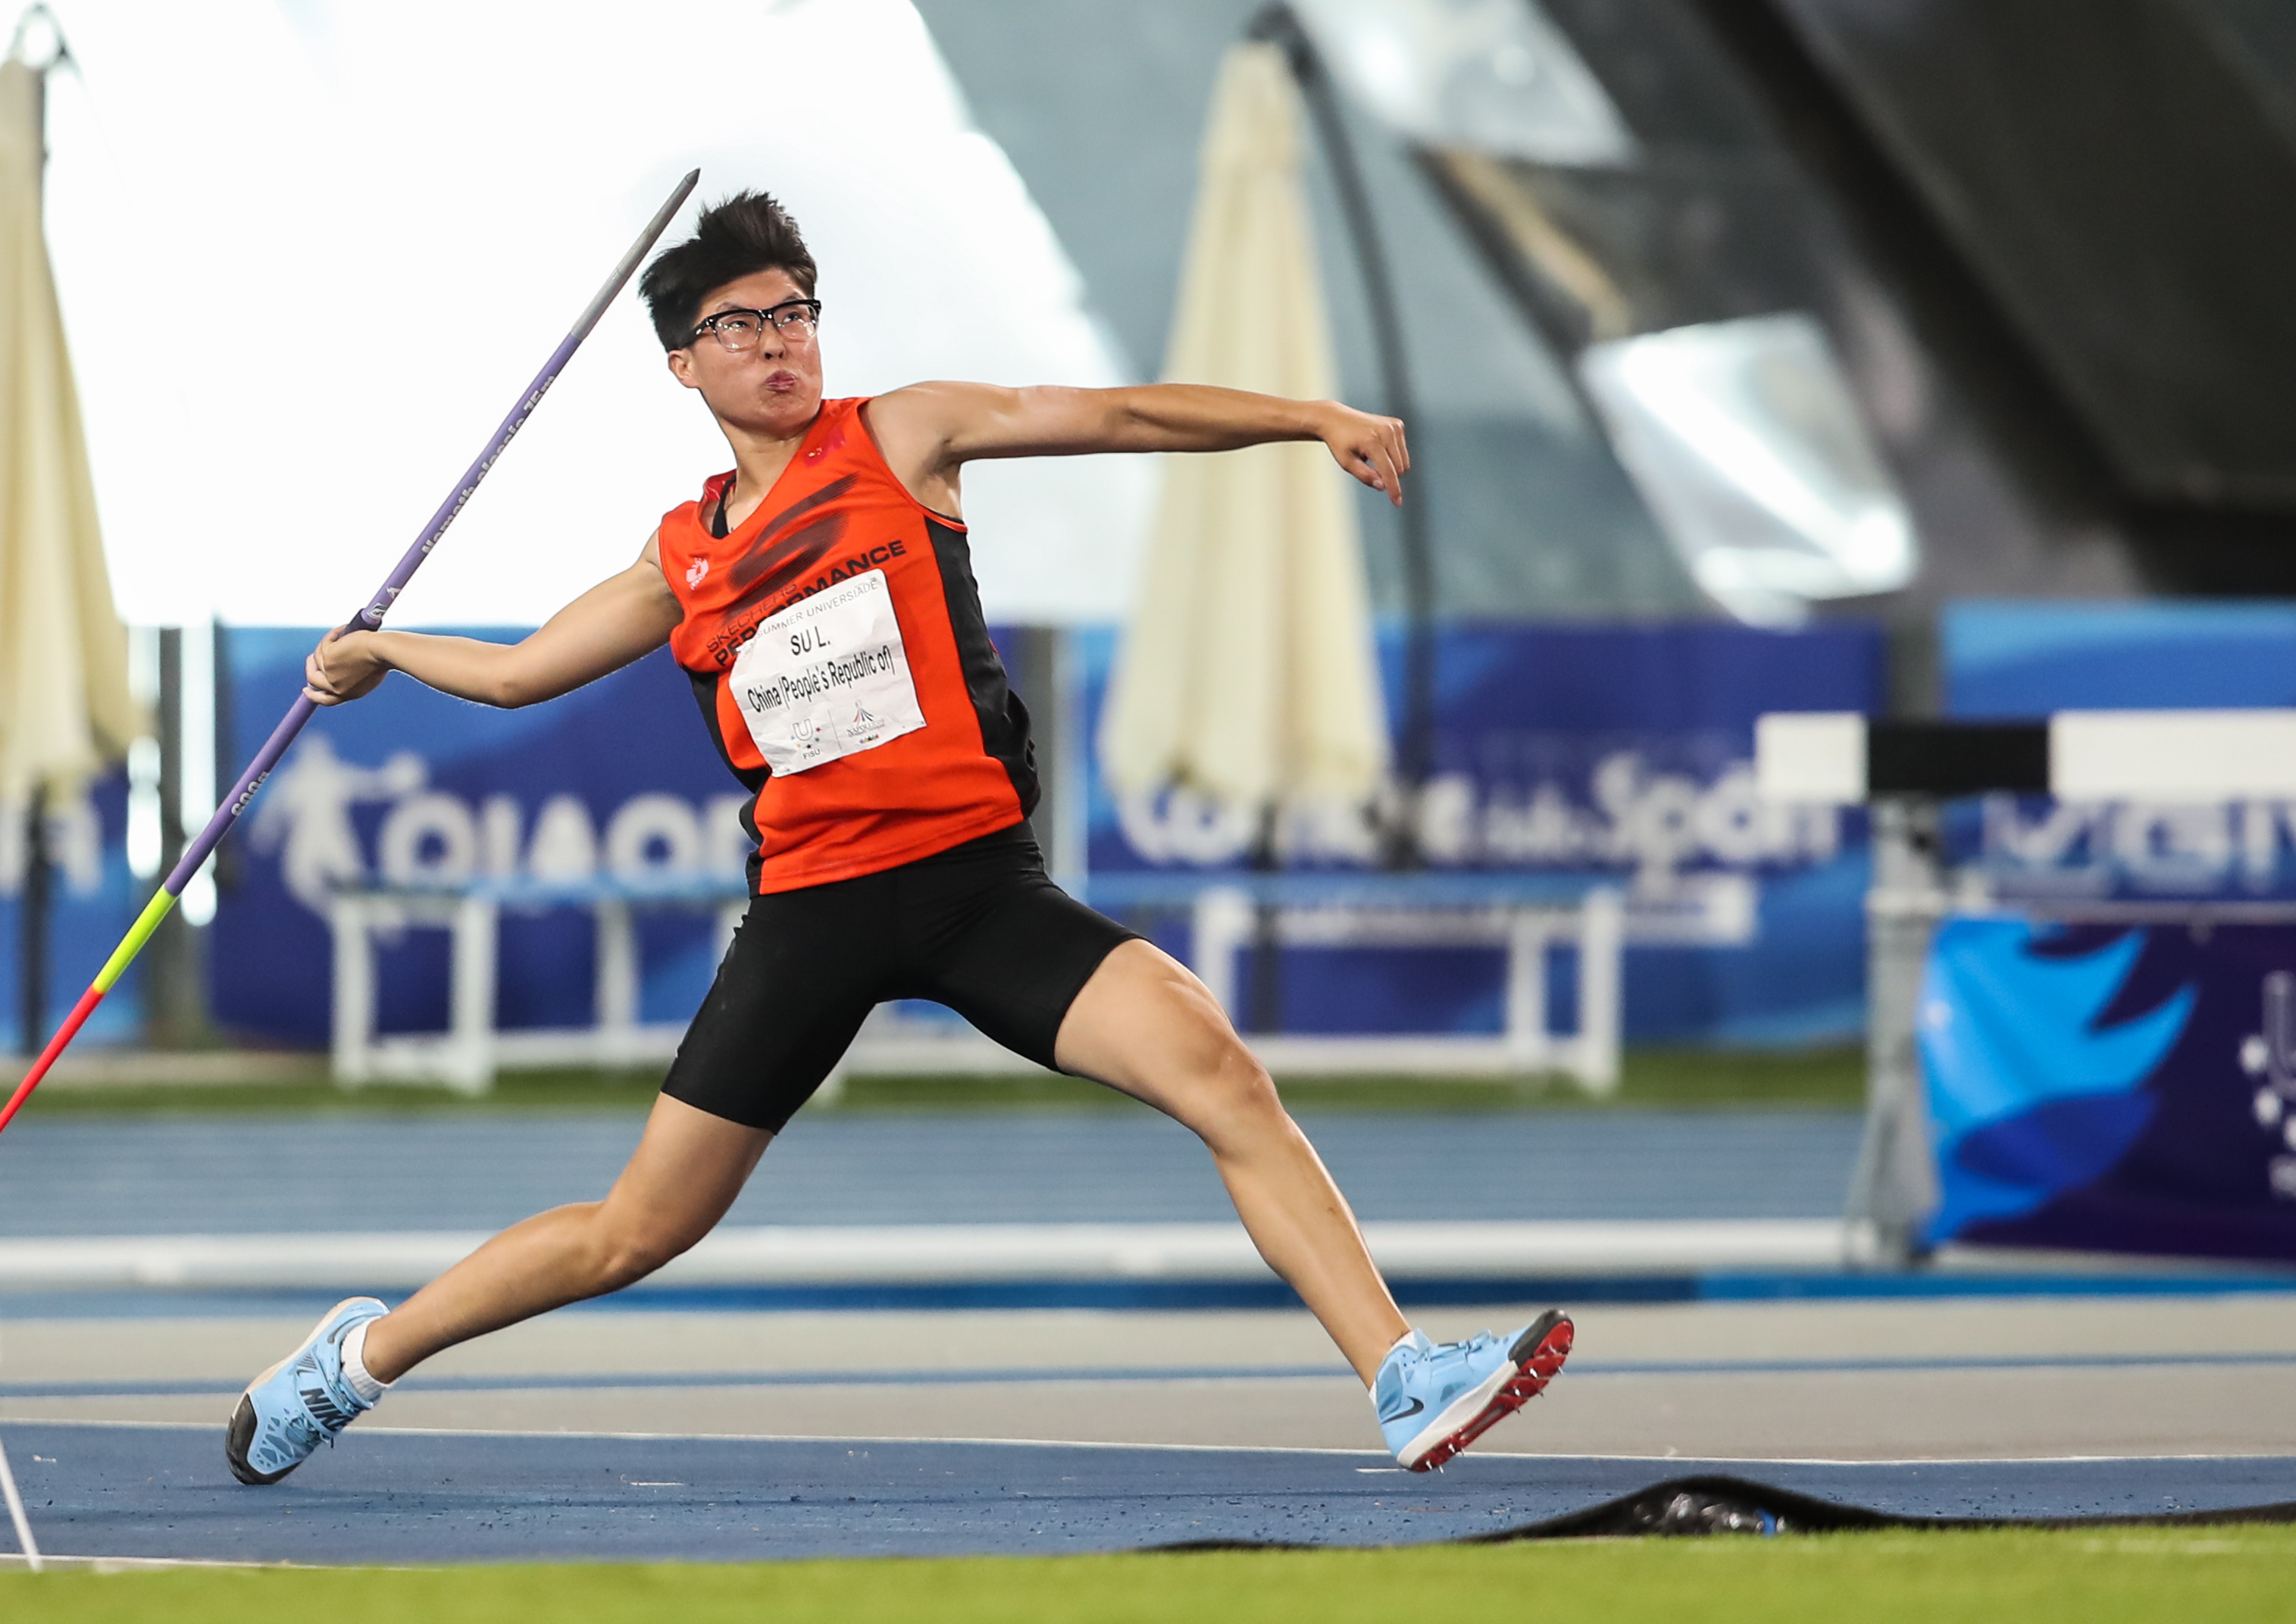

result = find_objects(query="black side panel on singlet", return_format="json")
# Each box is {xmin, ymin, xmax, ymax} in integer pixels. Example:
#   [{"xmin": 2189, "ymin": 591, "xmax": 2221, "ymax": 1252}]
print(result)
[
  {"xmin": 924, "ymin": 515, "xmax": 1040, "ymax": 817},
  {"xmin": 683, "ymin": 668, "xmax": 769, "ymax": 796},
  {"xmin": 687, "ymin": 484, "xmax": 768, "ymax": 796},
  {"xmin": 685, "ymin": 665, "xmax": 768, "ymax": 890}
]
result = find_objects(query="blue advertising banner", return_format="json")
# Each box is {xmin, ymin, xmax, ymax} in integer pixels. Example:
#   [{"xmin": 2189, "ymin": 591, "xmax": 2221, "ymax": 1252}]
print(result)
[
  {"xmin": 208, "ymin": 619, "xmax": 1885, "ymax": 1051},
  {"xmin": 1946, "ymin": 600, "xmax": 2296, "ymax": 715},
  {"xmin": 1945, "ymin": 602, "xmax": 2296, "ymax": 899},
  {"xmin": 1922, "ymin": 916, "xmax": 2296, "ymax": 1263}
]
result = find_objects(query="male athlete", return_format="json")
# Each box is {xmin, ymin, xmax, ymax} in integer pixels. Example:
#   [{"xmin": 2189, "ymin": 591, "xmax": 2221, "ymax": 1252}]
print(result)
[{"xmin": 227, "ymin": 191, "xmax": 1572, "ymax": 1486}]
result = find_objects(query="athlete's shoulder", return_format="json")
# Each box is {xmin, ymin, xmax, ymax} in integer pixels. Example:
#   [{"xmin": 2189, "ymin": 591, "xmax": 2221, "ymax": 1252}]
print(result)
[
  {"xmin": 866, "ymin": 380, "xmax": 1002, "ymax": 429},
  {"xmin": 859, "ymin": 383, "xmax": 1006, "ymax": 477},
  {"xmin": 655, "ymin": 476, "xmax": 725, "ymax": 569},
  {"xmin": 805, "ymin": 398, "xmax": 888, "ymax": 478}
]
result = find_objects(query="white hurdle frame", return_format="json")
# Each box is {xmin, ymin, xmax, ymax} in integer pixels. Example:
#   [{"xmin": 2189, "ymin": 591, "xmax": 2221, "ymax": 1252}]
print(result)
[
  {"xmin": 329, "ymin": 882, "xmax": 748, "ymax": 1094},
  {"xmin": 1185, "ymin": 885, "xmax": 1626, "ymax": 1090}
]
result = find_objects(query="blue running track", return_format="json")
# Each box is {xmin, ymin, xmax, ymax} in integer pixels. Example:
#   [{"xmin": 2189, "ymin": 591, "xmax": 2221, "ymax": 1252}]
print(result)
[{"xmin": 5, "ymin": 1422, "xmax": 2294, "ymax": 1564}]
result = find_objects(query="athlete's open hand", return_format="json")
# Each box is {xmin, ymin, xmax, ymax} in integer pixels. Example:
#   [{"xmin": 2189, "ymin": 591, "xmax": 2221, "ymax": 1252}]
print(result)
[
  {"xmin": 305, "ymin": 630, "xmax": 390, "ymax": 706},
  {"xmin": 1317, "ymin": 402, "xmax": 1410, "ymax": 506}
]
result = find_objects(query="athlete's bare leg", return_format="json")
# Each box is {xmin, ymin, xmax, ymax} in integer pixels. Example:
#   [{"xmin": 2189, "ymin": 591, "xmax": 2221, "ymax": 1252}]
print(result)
[
  {"xmin": 359, "ymin": 947, "xmax": 1403, "ymax": 1387},
  {"xmin": 1054, "ymin": 940, "xmax": 1410, "ymax": 1384},
  {"xmin": 358, "ymin": 1094, "xmax": 770, "ymax": 1384}
]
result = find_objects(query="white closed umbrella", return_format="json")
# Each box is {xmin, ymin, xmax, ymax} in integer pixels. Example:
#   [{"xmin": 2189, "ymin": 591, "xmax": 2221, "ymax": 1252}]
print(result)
[
  {"xmin": 2, "ymin": 45, "xmax": 140, "ymax": 1086},
  {"xmin": 1100, "ymin": 40, "xmax": 1388, "ymax": 818},
  {"xmin": 0, "ymin": 55, "xmax": 137, "ymax": 813},
  {"xmin": 0, "ymin": 36, "xmax": 117, "ymax": 1574}
]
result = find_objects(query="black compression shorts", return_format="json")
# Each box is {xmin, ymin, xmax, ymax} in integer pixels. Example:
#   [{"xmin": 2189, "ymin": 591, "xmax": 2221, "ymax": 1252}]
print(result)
[{"xmin": 662, "ymin": 825, "xmax": 1141, "ymax": 1131}]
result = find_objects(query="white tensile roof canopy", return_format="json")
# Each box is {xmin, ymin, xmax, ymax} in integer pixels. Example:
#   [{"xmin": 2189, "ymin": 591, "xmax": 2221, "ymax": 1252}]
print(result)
[{"xmin": 38, "ymin": 0, "xmax": 1150, "ymax": 628}]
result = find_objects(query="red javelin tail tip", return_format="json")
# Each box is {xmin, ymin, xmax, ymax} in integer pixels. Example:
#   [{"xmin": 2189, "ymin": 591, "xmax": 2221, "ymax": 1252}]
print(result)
[{"xmin": 0, "ymin": 984, "xmax": 108, "ymax": 1136}]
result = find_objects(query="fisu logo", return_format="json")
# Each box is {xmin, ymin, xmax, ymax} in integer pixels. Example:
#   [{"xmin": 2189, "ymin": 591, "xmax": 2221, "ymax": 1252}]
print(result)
[{"xmin": 686, "ymin": 555, "xmax": 710, "ymax": 590}]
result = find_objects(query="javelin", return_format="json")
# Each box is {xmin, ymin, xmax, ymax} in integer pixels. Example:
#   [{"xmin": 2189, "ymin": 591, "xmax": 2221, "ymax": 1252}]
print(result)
[{"xmin": 0, "ymin": 168, "xmax": 701, "ymax": 1135}]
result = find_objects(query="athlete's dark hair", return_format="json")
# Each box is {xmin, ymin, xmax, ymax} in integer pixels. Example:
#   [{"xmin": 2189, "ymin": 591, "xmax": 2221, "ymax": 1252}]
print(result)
[{"xmin": 640, "ymin": 189, "xmax": 818, "ymax": 351}]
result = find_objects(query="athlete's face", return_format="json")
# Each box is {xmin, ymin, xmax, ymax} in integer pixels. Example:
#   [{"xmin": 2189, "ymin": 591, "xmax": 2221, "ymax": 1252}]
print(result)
[{"xmin": 666, "ymin": 266, "xmax": 825, "ymax": 442}]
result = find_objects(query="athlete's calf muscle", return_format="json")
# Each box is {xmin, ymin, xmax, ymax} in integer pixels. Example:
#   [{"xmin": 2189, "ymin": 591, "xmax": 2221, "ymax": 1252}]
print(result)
[{"xmin": 358, "ymin": 1096, "xmax": 768, "ymax": 1383}]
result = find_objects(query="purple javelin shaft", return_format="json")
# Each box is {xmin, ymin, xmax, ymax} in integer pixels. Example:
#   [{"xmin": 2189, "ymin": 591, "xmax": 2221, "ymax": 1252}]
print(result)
[{"xmin": 160, "ymin": 170, "xmax": 699, "ymax": 897}]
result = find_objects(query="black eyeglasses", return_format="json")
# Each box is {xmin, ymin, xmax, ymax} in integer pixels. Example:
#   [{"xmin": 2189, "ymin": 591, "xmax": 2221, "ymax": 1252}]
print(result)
[{"xmin": 686, "ymin": 299, "xmax": 822, "ymax": 352}]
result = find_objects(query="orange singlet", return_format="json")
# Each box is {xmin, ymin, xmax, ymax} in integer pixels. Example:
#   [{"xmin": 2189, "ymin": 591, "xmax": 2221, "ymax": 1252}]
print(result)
[{"xmin": 657, "ymin": 396, "xmax": 1037, "ymax": 893}]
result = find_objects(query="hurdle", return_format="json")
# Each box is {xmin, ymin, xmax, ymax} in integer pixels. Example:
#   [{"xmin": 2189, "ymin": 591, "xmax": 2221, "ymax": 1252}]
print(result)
[
  {"xmin": 1757, "ymin": 707, "xmax": 2296, "ymax": 1265},
  {"xmin": 326, "ymin": 874, "xmax": 752, "ymax": 1092}
]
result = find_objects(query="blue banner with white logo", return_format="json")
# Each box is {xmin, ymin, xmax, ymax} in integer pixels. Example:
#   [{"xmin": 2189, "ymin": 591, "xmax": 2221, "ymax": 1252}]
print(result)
[{"xmin": 1922, "ymin": 916, "xmax": 2296, "ymax": 1262}]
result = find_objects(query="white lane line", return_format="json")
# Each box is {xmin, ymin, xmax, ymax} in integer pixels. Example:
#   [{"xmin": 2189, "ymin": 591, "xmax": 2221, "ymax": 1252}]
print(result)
[
  {"xmin": 0, "ymin": 1419, "xmax": 2280, "ymax": 1469},
  {"xmin": 0, "ymin": 1220, "xmax": 1852, "ymax": 1290}
]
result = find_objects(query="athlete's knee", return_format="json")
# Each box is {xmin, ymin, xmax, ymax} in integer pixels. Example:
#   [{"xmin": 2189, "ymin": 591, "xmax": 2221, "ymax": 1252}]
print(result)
[
  {"xmin": 1175, "ymin": 1030, "xmax": 1286, "ymax": 1142},
  {"xmin": 581, "ymin": 1205, "xmax": 704, "ymax": 1293}
]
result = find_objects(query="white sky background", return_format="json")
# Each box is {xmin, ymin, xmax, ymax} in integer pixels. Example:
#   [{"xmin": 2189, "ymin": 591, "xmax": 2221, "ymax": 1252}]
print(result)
[{"xmin": 38, "ymin": 0, "xmax": 1153, "ymax": 627}]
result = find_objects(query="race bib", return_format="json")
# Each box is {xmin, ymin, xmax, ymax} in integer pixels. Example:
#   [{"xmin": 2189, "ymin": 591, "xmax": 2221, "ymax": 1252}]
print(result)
[{"xmin": 729, "ymin": 570, "xmax": 927, "ymax": 775}]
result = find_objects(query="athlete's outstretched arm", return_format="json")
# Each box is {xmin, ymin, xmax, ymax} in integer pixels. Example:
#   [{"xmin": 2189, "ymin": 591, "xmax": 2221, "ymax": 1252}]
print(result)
[
  {"xmin": 303, "ymin": 535, "xmax": 683, "ymax": 710},
  {"xmin": 869, "ymin": 382, "xmax": 1411, "ymax": 508}
]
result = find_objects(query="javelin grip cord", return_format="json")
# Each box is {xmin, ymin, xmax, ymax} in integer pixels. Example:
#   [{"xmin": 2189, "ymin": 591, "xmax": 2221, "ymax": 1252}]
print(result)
[{"xmin": 0, "ymin": 168, "xmax": 701, "ymax": 1134}]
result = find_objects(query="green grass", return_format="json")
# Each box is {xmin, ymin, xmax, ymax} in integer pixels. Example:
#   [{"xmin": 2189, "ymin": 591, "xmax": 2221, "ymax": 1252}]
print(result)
[
  {"xmin": 3, "ymin": 1526, "xmax": 2288, "ymax": 1622},
  {"xmin": 22, "ymin": 1046, "xmax": 1863, "ymax": 1117}
]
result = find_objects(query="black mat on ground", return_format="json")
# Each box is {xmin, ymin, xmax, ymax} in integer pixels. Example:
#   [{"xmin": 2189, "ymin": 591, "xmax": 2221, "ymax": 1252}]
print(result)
[
  {"xmin": 1168, "ymin": 1472, "xmax": 2296, "ymax": 1548},
  {"xmin": 1515, "ymin": 1472, "xmax": 2296, "ymax": 1537}
]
